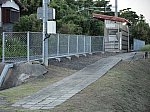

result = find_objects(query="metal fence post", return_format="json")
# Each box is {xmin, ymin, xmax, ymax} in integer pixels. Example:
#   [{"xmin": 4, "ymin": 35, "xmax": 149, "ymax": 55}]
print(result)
[
  {"xmin": 27, "ymin": 31, "xmax": 30, "ymax": 62},
  {"xmin": 2, "ymin": 32, "xmax": 5, "ymax": 63},
  {"xmin": 103, "ymin": 36, "xmax": 105, "ymax": 52},
  {"xmin": 77, "ymin": 35, "xmax": 79, "ymax": 54},
  {"xmin": 84, "ymin": 35, "xmax": 86, "ymax": 53},
  {"xmin": 57, "ymin": 34, "xmax": 60, "ymax": 56},
  {"xmin": 68, "ymin": 35, "xmax": 70, "ymax": 55},
  {"xmin": 90, "ymin": 36, "xmax": 92, "ymax": 53}
]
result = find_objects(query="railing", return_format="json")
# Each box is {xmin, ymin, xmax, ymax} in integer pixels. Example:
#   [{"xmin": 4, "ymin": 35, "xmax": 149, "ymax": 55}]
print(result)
[{"xmin": 2, "ymin": 32, "xmax": 104, "ymax": 63}]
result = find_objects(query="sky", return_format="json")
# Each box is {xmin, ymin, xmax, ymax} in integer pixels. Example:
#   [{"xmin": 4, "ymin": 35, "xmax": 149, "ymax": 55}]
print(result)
[{"xmin": 109, "ymin": 0, "xmax": 150, "ymax": 24}]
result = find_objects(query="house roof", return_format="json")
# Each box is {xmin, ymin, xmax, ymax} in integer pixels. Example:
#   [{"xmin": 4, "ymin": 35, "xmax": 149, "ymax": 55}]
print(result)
[
  {"xmin": 93, "ymin": 13, "xmax": 131, "ymax": 25},
  {"xmin": 0, "ymin": 0, "xmax": 27, "ymax": 11}
]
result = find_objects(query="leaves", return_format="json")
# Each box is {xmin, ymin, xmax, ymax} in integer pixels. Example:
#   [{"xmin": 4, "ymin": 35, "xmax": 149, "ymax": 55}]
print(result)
[
  {"xmin": 119, "ymin": 8, "xmax": 150, "ymax": 44},
  {"xmin": 16, "ymin": 0, "xmax": 150, "ymax": 43},
  {"xmin": 13, "ymin": 14, "xmax": 42, "ymax": 32}
]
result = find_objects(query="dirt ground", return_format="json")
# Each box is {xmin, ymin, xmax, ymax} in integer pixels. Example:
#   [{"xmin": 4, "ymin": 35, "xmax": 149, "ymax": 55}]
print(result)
[
  {"xmin": 0, "ymin": 52, "xmax": 150, "ymax": 112},
  {"xmin": 48, "ymin": 52, "xmax": 118, "ymax": 70}
]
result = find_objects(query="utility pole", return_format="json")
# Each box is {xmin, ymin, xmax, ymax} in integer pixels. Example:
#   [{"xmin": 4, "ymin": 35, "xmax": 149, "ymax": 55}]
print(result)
[
  {"xmin": 115, "ymin": 0, "xmax": 118, "ymax": 17},
  {"xmin": 43, "ymin": 0, "xmax": 49, "ymax": 66}
]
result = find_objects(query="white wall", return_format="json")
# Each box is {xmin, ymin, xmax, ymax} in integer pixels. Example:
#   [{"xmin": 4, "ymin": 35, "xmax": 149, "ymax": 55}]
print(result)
[{"xmin": 2, "ymin": 0, "xmax": 19, "ymax": 10}]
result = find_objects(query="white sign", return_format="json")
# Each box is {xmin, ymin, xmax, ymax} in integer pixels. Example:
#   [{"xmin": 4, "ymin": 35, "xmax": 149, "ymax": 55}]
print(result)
[
  {"xmin": 47, "ymin": 21, "xmax": 56, "ymax": 34},
  {"xmin": 37, "ymin": 7, "xmax": 55, "ymax": 20},
  {"xmin": 106, "ymin": 24, "xmax": 116, "ymax": 28}
]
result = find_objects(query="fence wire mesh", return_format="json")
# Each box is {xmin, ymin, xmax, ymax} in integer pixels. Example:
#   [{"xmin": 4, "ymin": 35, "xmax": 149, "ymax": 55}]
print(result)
[
  {"xmin": 29, "ymin": 32, "xmax": 43, "ymax": 60},
  {"xmin": 2, "ymin": 32, "xmax": 104, "ymax": 63},
  {"xmin": 3, "ymin": 32, "xmax": 27, "ymax": 62}
]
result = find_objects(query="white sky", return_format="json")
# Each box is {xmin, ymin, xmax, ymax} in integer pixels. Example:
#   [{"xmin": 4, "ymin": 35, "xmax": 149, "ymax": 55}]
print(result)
[{"xmin": 109, "ymin": 0, "xmax": 150, "ymax": 24}]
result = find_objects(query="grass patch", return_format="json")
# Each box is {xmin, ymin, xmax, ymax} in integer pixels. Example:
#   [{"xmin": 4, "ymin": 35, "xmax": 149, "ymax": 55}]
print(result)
[
  {"xmin": 0, "ymin": 59, "xmax": 150, "ymax": 112},
  {"xmin": 0, "ymin": 65, "xmax": 76, "ymax": 111},
  {"xmin": 49, "ymin": 59, "xmax": 150, "ymax": 112}
]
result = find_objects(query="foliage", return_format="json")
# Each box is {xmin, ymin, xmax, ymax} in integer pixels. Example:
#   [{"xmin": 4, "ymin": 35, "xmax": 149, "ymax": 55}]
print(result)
[
  {"xmin": 59, "ymin": 22, "xmax": 83, "ymax": 35},
  {"xmin": 16, "ymin": 0, "xmax": 150, "ymax": 43},
  {"xmin": 119, "ymin": 9, "xmax": 150, "ymax": 44},
  {"xmin": 140, "ymin": 45, "xmax": 150, "ymax": 52},
  {"xmin": 13, "ymin": 14, "xmax": 42, "ymax": 32},
  {"xmin": 15, "ymin": 0, "xmax": 113, "ymax": 36},
  {"xmin": 20, "ymin": 0, "xmax": 42, "ymax": 15}
]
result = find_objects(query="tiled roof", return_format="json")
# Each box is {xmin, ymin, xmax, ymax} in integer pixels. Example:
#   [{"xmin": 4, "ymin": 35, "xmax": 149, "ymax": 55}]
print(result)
[{"xmin": 93, "ymin": 13, "xmax": 130, "ymax": 25}]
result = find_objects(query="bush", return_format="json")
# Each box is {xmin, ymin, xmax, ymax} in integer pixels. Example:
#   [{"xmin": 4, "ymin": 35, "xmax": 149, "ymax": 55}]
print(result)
[{"xmin": 140, "ymin": 45, "xmax": 150, "ymax": 52}]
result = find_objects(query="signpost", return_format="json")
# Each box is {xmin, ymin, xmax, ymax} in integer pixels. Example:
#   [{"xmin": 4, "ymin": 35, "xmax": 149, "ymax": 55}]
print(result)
[
  {"xmin": 40, "ymin": 0, "xmax": 56, "ymax": 66},
  {"xmin": 37, "ymin": 7, "xmax": 55, "ymax": 20}
]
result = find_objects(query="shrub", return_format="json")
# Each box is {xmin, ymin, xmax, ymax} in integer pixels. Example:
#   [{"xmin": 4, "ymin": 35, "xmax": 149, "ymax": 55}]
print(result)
[{"xmin": 140, "ymin": 45, "xmax": 150, "ymax": 52}]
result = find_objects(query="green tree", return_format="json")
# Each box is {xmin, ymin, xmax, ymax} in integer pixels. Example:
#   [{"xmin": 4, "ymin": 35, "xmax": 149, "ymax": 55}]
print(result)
[
  {"xmin": 16, "ymin": 0, "xmax": 112, "ymax": 36},
  {"xmin": 133, "ymin": 15, "xmax": 150, "ymax": 43},
  {"xmin": 119, "ymin": 8, "xmax": 150, "ymax": 44},
  {"xmin": 20, "ymin": 0, "xmax": 42, "ymax": 15},
  {"xmin": 14, "ymin": 14, "xmax": 42, "ymax": 32}
]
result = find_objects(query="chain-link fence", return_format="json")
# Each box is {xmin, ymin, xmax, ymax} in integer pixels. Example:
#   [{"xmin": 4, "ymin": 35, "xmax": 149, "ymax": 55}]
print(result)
[{"xmin": 2, "ymin": 32, "xmax": 104, "ymax": 63}]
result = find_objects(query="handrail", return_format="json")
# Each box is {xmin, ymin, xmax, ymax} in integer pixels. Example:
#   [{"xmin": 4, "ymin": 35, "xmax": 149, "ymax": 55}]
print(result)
[{"xmin": 0, "ymin": 64, "xmax": 13, "ymax": 87}]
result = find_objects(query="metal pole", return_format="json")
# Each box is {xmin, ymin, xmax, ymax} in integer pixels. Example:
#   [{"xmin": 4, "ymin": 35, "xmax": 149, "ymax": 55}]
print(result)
[
  {"xmin": 77, "ymin": 35, "xmax": 79, "ymax": 54},
  {"xmin": 68, "ymin": 35, "xmax": 70, "ymax": 55},
  {"xmin": 84, "ymin": 35, "xmax": 86, "ymax": 53},
  {"xmin": 103, "ymin": 36, "xmax": 105, "ymax": 52},
  {"xmin": 2, "ymin": 32, "xmax": 5, "ymax": 63},
  {"xmin": 127, "ymin": 26, "xmax": 130, "ymax": 52},
  {"xmin": 90, "ymin": 36, "xmax": 92, "ymax": 53},
  {"xmin": 57, "ymin": 34, "xmax": 60, "ymax": 56},
  {"xmin": 115, "ymin": 0, "xmax": 118, "ymax": 17},
  {"xmin": 42, "ymin": 0, "xmax": 49, "ymax": 66},
  {"xmin": 27, "ymin": 31, "xmax": 30, "ymax": 62}
]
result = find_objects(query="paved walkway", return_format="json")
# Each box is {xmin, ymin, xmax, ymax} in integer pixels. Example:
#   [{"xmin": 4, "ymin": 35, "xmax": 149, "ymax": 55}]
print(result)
[{"xmin": 12, "ymin": 52, "xmax": 140, "ymax": 110}]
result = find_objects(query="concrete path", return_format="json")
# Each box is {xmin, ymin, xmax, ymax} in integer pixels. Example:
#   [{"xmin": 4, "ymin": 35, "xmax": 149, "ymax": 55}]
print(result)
[{"xmin": 12, "ymin": 52, "xmax": 139, "ymax": 110}]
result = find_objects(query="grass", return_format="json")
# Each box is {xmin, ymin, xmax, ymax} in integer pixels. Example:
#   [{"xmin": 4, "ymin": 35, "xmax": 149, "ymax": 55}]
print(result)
[
  {"xmin": 0, "ymin": 59, "xmax": 150, "ymax": 112},
  {"xmin": 0, "ymin": 65, "xmax": 76, "ymax": 112},
  {"xmin": 49, "ymin": 59, "xmax": 150, "ymax": 112}
]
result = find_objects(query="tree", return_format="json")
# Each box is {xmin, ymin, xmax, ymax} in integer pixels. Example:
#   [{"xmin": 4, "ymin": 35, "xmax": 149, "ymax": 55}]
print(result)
[
  {"xmin": 119, "ymin": 8, "xmax": 150, "ymax": 44},
  {"xmin": 20, "ymin": 0, "xmax": 42, "ymax": 15},
  {"xmin": 133, "ymin": 15, "xmax": 150, "ymax": 43},
  {"xmin": 59, "ymin": 22, "xmax": 83, "ymax": 34},
  {"xmin": 14, "ymin": 14, "xmax": 42, "ymax": 32}
]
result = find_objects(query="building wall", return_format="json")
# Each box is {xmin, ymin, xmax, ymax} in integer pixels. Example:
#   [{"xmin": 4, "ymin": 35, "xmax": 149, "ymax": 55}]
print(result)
[
  {"xmin": 133, "ymin": 39, "xmax": 145, "ymax": 51},
  {"xmin": 104, "ymin": 20, "xmax": 129, "ymax": 52}
]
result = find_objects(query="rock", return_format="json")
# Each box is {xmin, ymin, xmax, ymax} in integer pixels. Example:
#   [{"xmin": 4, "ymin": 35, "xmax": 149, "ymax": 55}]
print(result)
[
  {"xmin": 18, "ymin": 73, "xmax": 30, "ymax": 83},
  {"xmin": 2, "ymin": 62, "xmax": 48, "ymax": 88},
  {"xmin": 16, "ymin": 63, "xmax": 48, "ymax": 77},
  {"xmin": 14, "ymin": 63, "xmax": 48, "ymax": 85}
]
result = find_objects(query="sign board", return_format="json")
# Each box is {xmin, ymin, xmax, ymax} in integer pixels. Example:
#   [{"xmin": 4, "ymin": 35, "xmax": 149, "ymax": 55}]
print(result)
[
  {"xmin": 105, "ymin": 20, "xmax": 118, "ymax": 29},
  {"xmin": 37, "ymin": 7, "xmax": 55, "ymax": 20},
  {"xmin": 46, "ymin": 0, "xmax": 50, "ymax": 3},
  {"xmin": 47, "ymin": 21, "xmax": 56, "ymax": 34},
  {"xmin": 106, "ymin": 24, "xmax": 116, "ymax": 28}
]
